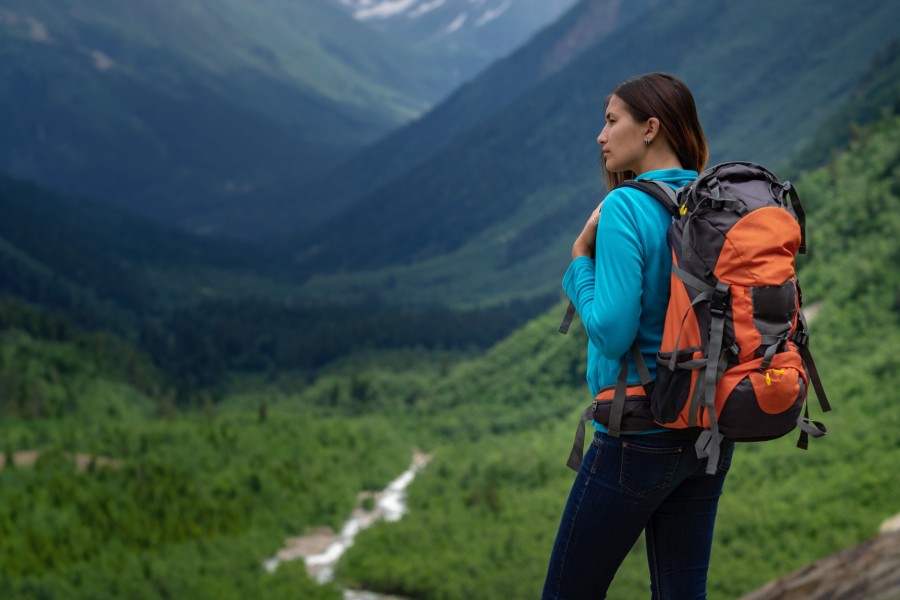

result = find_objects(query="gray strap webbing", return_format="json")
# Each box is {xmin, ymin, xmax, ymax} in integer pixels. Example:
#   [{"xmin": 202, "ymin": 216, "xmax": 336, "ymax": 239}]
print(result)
[
  {"xmin": 796, "ymin": 403, "xmax": 827, "ymax": 450},
  {"xmin": 677, "ymin": 358, "xmax": 709, "ymax": 370},
  {"xmin": 687, "ymin": 369, "xmax": 706, "ymax": 427},
  {"xmin": 630, "ymin": 342, "xmax": 653, "ymax": 386},
  {"xmin": 700, "ymin": 282, "xmax": 730, "ymax": 474},
  {"xmin": 797, "ymin": 413, "xmax": 827, "ymax": 438},
  {"xmin": 665, "ymin": 265, "xmax": 714, "ymax": 371},
  {"xmin": 798, "ymin": 344, "xmax": 831, "ymax": 412},
  {"xmin": 649, "ymin": 180, "xmax": 680, "ymax": 212},
  {"xmin": 559, "ymin": 301, "xmax": 577, "ymax": 334},
  {"xmin": 682, "ymin": 214, "xmax": 695, "ymax": 264},
  {"xmin": 566, "ymin": 402, "xmax": 596, "ymax": 471},
  {"xmin": 760, "ymin": 340, "xmax": 782, "ymax": 369},
  {"xmin": 607, "ymin": 357, "xmax": 630, "ymax": 438},
  {"xmin": 673, "ymin": 264, "xmax": 714, "ymax": 293},
  {"xmin": 667, "ymin": 291, "xmax": 712, "ymax": 371},
  {"xmin": 694, "ymin": 430, "xmax": 725, "ymax": 471},
  {"xmin": 759, "ymin": 335, "xmax": 784, "ymax": 347},
  {"xmin": 567, "ymin": 341, "xmax": 648, "ymax": 469},
  {"xmin": 785, "ymin": 182, "xmax": 807, "ymax": 254}
]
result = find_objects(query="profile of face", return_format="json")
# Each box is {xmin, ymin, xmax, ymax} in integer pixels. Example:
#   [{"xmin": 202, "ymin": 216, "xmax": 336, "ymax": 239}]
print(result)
[{"xmin": 597, "ymin": 94, "xmax": 650, "ymax": 174}]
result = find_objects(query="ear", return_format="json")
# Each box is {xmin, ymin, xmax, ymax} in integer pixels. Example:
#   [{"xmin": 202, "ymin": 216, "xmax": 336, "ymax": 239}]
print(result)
[{"xmin": 645, "ymin": 117, "xmax": 661, "ymax": 141}]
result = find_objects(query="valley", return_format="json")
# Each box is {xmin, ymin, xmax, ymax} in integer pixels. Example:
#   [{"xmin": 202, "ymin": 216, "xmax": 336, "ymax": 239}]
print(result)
[{"xmin": 0, "ymin": 0, "xmax": 898, "ymax": 598}]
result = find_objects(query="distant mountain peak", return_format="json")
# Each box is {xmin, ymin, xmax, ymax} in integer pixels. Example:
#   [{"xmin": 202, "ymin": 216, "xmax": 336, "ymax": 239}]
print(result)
[
  {"xmin": 337, "ymin": 0, "xmax": 512, "ymax": 24},
  {"xmin": 330, "ymin": 0, "xmax": 577, "ymax": 56}
]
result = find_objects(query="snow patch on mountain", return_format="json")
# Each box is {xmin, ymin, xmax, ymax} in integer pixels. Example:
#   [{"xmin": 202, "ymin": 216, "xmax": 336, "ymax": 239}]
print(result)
[
  {"xmin": 409, "ymin": 0, "xmax": 446, "ymax": 19},
  {"xmin": 351, "ymin": 0, "xmax": 420, "ymax": 20},
  {"xmin": 475, "ymin": 0, "xmax": 510, "ymax": 26},
  {"xmin": 445, "ymin": 13, "xmax": 467, "ymax": 34},
  {"xmin": 337, "ymin": 0, "xmax": 521, "ymax": 25}
]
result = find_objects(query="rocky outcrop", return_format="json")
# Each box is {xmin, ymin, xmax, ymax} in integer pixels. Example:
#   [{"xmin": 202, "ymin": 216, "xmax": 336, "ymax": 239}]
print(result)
[{"xmin": 739, "ymin": 516, "xmax": 900, "ymax": 600}]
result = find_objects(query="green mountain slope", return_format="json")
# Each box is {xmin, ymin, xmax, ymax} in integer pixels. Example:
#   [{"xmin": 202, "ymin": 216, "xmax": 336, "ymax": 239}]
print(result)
[
  {"xmin": 0, "ymin": 168, "xmax": 564, "ymax": 395},
  {"xmin": 297, "ymin": 0, "xmax": 665, "ymax": 230},
  {"xmin": 329, "ymin": 103, "xmax": 900, "ymax": 599},
  {"xmin": 1, "ymin": 55, "xmax": 896, "ymax": 599},
  {"xmin": 295, "ymin": 0, "xmax": 900, "ymax": 308},
  {"xmin": 0, "ymin": 0, "xmax": 442, "ymax": 236},
  {"xmin": 0, "ymin": 174, "xmax": 274, "ymax": 326}
]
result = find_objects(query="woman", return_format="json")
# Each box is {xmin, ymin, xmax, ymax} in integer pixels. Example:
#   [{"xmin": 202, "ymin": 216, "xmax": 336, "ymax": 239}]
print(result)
[{"xmin": 542, "ymin": 72, "xmax": 734, "ymax": 599}]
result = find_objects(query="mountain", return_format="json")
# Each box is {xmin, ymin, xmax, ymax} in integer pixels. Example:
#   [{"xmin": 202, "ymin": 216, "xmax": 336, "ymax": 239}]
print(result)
[
  {"xmin": 299, "ymin": 0, "xmax": 664, "ymax": 230},
  {"xmin": 330, "ymin": 0, "xmax": 578, "ymax": 88},
  {"xmin": 319, "ymin": 95, "xmax": 900, "ymax": 599},
  {"xmin": 0, "ymin": 0, "xmax": 443, "ymax": 236},
  {"xmin": 0, "ymin": 173, "xmax": 275, "ymax": 333},
  {"xmin": 294, "ymin": 0, "xmax": 900, "ymax": 308}
]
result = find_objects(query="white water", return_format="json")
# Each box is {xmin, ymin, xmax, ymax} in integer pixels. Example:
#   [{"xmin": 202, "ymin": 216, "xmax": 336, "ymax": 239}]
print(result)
[{"xmin": 264, "ymin": 452, "xmax": 430, "ymax": 590}]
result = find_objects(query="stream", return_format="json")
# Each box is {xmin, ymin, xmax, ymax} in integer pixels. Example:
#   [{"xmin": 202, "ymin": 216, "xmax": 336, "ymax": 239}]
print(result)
[{"xmin": 264, "ymin": 452, "xmax": 430, "ymax": 598}]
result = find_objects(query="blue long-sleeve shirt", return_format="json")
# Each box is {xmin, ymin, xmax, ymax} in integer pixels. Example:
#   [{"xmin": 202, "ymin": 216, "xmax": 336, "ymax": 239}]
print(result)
[{"xmin": 563, "ymin": 168, "xmax": 697, "ymax": 399}]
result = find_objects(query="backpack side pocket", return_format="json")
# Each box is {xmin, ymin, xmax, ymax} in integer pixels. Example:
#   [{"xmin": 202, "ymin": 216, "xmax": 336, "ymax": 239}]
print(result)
[{"xmin": 652, "ymin": 347, "xmax": 703, "ymax": 426}]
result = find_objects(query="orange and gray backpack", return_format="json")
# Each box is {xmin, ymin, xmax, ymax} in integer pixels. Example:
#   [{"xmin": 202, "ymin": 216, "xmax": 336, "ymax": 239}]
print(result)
[{"xmin": 562, "ymin": 162, "xmax": 831, "ymax": 474}]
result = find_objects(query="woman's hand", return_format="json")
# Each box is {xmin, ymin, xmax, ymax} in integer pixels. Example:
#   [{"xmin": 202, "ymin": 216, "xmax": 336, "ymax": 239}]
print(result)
[{"xmin": 572, "ymin": 204, "xmax": 602, "ymax": 259}]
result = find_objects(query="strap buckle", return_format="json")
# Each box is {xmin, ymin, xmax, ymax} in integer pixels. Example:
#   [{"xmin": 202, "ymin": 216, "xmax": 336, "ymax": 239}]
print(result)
[
  {"xmin": 791, "ymin": 330, "xmax": 810, "ymax": 347},
  {"xmin": 710, "ymin": 289, "xmax": 730, "ymax": 317}
]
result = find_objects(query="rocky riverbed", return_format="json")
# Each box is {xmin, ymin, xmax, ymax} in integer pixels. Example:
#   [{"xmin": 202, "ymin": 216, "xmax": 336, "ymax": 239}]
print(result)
[{"xmin": 264, "ymin": 451, "xmax": 431, "ymax": 596}]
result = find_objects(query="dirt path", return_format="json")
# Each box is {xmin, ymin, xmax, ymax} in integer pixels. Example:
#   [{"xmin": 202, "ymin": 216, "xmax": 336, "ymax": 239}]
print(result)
[{"xmin": 0, "ymin": 450, "xmax": 120, "ymax": 471}]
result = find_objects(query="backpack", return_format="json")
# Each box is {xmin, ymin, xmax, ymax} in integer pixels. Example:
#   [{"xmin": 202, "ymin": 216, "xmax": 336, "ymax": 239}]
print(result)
[{"xmin": 561, "ymin": 162, "xmax": 831, "ymax": 474}]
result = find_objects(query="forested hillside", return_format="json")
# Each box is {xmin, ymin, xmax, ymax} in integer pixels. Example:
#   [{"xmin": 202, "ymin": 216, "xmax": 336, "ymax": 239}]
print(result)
[
  {"xmin": 294, "ymin": 0, "xmax": 900, "ymax": 310},
  {"xmin": 329, "ymin": 105, "xmax": 900, "ymax": 598},
  {"xmin": 1, "ymin": 2, "xmax": 898, "ymax": 596},
  {"xmin": 4, "ymin": 94, "xmax": 889, "ymax": 598},
  {"xmin": 0, "ymin": 0, "xmax": 442, "ymax": 236},
  {"xmin": 0, "ymin": 298, "xmax": 413, "ymax": 599}
]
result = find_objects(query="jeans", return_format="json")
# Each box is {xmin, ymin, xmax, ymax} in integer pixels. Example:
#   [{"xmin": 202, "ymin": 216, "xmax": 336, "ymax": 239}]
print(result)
[{"xmin": 542, "ymin": 430, "xmax": 734, "ymax": 600}]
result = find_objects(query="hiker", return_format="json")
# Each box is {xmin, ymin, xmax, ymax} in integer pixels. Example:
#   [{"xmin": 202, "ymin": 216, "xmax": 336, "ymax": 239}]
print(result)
[{"xmin": 542, "ymin": 72, "xmax": 733, "ymax": 599}]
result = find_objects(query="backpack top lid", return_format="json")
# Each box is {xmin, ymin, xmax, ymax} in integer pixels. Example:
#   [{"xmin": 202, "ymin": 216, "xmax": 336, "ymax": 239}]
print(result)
[{"xmin": 627, "ymin": 162, "xmax": 806, "ymax": 286}]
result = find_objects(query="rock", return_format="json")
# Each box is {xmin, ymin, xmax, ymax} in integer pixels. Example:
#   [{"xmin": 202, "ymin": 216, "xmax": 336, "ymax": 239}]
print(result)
[{"xmin": 739, "ymin": 526, "xmax": 900, "ymax": 600}]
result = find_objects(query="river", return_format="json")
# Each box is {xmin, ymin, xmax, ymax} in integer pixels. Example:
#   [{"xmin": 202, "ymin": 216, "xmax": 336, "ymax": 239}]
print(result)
[{"xmin": 264, "ymin": 451, "xmax": 430, "ymax": 598}]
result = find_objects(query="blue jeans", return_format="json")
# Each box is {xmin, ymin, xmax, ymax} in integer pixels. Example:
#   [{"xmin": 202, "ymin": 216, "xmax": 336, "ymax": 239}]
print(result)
[{"xmin": 542, "ymin": 430, "xmax": 734, "ymax": 599}]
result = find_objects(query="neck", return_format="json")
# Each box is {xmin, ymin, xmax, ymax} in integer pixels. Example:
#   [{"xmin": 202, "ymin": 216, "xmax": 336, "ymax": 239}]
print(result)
[{"xmin": 637, "ymin": 146, "xmax": 683, "ymax": 174}]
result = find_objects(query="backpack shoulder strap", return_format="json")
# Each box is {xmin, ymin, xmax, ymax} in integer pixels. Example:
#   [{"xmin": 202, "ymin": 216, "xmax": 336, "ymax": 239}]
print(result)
[
  {"xmin": 559, "ymin": 180, "xmax": 679, "ymax": 334},
  {"xmin": 618, "ymin": 180, "xmax": 681, "ymax": 217}
]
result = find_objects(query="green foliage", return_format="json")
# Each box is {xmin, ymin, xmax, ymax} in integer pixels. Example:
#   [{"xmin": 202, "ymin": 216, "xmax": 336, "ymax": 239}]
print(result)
[
  {"xmin": 143, "ymin": 294, "xmax": 557, "ymax": 390},
  {"xmin": 2, "ymin": 6, "xmax": 899, "ymax": 599},
  {"xmin": 1, "ymin": 106, "xmax": 897, "ymax": 600},
  {"xmin": 0, "ymin": 402, "xmax": 412, "ymax": 597},
  {"xmin": 334, "ymin": 108, "xmax": 900, "ymax": 598},
  {"xmin": 0, "ymin": 533, "xmax": 341, "ymax": 600},
  {"xmin": 0, "ymin": 297, "xmax": 161, "ymax": 421},
  {"xmin": 0, "ymin": 297, "xmax": 415, "ymax": 597}
]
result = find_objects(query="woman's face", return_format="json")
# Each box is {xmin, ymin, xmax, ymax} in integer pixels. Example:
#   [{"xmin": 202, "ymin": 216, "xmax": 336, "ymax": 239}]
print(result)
[{"xmin": 597, "ymin": 94, "xmax": 648, "ymax": 174}]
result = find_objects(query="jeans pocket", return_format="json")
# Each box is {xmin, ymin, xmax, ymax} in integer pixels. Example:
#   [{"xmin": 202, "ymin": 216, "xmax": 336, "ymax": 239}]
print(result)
[{"xmin": 619, "ymin": 441, "xmax": 683, "ymax": 496}]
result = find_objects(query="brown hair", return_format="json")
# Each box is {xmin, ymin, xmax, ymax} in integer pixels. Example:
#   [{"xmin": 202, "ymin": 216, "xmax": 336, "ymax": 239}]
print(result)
[{"xmin": 601, "ymin": 72, "xmax": 708, "ymax": 190}]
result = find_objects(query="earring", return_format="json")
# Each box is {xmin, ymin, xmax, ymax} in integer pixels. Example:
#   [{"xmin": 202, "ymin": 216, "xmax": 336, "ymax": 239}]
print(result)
[{"xmin": 644, "ymin": 138, "xmax": 652, "ymax": 145}]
